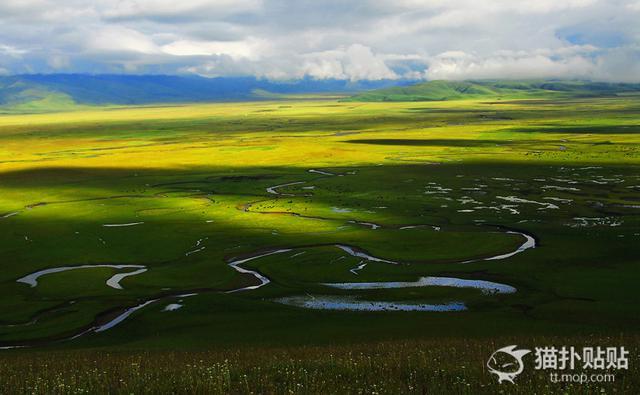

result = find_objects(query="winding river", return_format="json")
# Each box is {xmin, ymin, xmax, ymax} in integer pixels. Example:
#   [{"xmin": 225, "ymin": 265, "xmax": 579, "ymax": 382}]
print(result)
[{"xmin": 1, "ymin": 167, "xmax": 536, "ymax": 348}]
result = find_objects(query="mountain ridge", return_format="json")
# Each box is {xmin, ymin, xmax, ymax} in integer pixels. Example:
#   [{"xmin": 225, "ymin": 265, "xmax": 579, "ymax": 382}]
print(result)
[
  {"xmin": 345, "ymin": 80, "xmax": 640, "ymax": 102},
  {"xmin": 0, "ymin": 74, "xmax": 409, "ymax": 113}
]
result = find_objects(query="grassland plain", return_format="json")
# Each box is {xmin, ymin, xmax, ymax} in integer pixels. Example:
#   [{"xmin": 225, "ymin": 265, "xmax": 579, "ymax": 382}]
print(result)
[{"xmin": 0, "ymin": 95, "xmax": 639, "ymax": 393}]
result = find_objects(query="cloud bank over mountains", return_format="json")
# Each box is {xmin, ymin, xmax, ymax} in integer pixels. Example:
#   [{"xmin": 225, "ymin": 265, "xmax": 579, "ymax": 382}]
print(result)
[{"xmin": 1, "ymin": 0, "xmax": 639, "ymax": 81}]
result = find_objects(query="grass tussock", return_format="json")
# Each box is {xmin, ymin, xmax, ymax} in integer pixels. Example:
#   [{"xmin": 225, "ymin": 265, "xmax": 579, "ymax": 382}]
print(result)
[{"xmin": 1, "ymin": 336, "xmax": 637, "ymax": 394}]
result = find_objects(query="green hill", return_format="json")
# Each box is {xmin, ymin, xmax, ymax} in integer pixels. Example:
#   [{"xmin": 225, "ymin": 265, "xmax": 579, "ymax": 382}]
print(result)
[
  {"xmin": 346, "ymin": 80, "xmax": 640, "ymax": 102},
  {"xmin": 0, "ymin": 75, "xmax": 402, "ymax": 114},
  {"xmin": 3, "ymin": 76, "xmax": 639, "ymax": 112}
]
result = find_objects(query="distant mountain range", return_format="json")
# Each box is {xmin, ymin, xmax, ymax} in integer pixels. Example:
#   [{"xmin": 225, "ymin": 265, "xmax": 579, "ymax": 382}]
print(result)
[
  {"xmin": 0, "ymin": 74, "xmax": 408, "ymax": 113},
  {"xmin": 346, "ymin": 80, "xmax": 640, "ymax": 102},
  {"xmin": 2, "ymin": 75, "xmax": 640, "ymax": 113}
]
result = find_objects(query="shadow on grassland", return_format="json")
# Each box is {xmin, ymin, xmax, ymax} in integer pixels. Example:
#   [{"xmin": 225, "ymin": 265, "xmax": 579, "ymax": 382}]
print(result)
[{"xmin": 0, "ymin": 163, "xmax": 639, "ymax": 348}]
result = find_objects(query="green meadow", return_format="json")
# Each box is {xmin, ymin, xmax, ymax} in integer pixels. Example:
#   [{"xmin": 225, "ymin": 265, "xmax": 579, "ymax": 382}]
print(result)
[{"xmin": 0, "ymin": 94, "xmax": 639, "ymax": 392}]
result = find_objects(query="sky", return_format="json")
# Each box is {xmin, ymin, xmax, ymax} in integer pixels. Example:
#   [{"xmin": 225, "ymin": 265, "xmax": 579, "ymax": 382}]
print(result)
[{"xmin": 1, "ymin": 0, "xmax": 639, "ymax": 81}]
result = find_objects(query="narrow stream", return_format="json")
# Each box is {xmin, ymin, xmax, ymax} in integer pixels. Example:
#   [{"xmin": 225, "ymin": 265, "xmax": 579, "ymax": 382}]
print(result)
[
  {"xmin": 266, "ymin": 182, "xmax": 306, "ymax": 195},
  {"xmin": 463, "ymin": 231, "xmax": 535, "ymax": 263},
  {"xmin": 226, "ymin": 249, "xmax": 292, "ymax": 292},
  {"xmin": 17, "ymin": 264, "xmax": 148, "ymax": 290},
  {"xmin": 102, "ymin": 222, "xmax": 145, "ymax": 227}
]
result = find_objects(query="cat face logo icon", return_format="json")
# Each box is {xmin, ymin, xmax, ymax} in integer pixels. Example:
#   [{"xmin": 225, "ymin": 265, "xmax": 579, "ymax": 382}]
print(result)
[{"xmin": 487, "ymin": 345, "xmax": 531, "ymax": 384}]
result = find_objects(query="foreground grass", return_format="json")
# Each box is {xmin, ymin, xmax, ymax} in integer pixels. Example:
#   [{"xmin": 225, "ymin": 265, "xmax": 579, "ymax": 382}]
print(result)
[{"xmin": 1, "ymin": 336, "xmax": 637, "ymax": 394}]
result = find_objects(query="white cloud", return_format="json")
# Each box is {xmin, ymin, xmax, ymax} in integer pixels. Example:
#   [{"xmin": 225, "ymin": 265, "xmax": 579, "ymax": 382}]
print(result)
[
  {"xmin": 101, "ymin": 0, "xmax": 263, "ymax": 21},
  {"xmin": 0, "ymin": 0, "xmax": 638, "ymax": 81},
  {"xmin": 593, "ymin": 46, "xmax": 640, "ymax": 82},
  {"xmin": 0, "ymin": 44, "xmax": 28, "ymax": 57},
  {"xmin": 161, "ymin": 38, "xmax": 266, "ymax": 59},
  {"xmin": 424, "ymin": 46, "xmax": 640, "ymax": 82},
  {"xmin": 87, "ymin": 26, "xmax": 159, "ymax": 54},
  {"xmin": 301, "ymin": 44, "xmax": 398, "ymax": 81},
  {"xmin": 425, "ymin": 51, "xmax": 596, "ymax": 80}
]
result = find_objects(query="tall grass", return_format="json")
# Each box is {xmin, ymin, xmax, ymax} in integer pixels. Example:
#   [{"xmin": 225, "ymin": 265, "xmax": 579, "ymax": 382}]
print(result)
[{"xmin": 0, "ymin": 335, "xmax": 636, "ymax": 394}]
